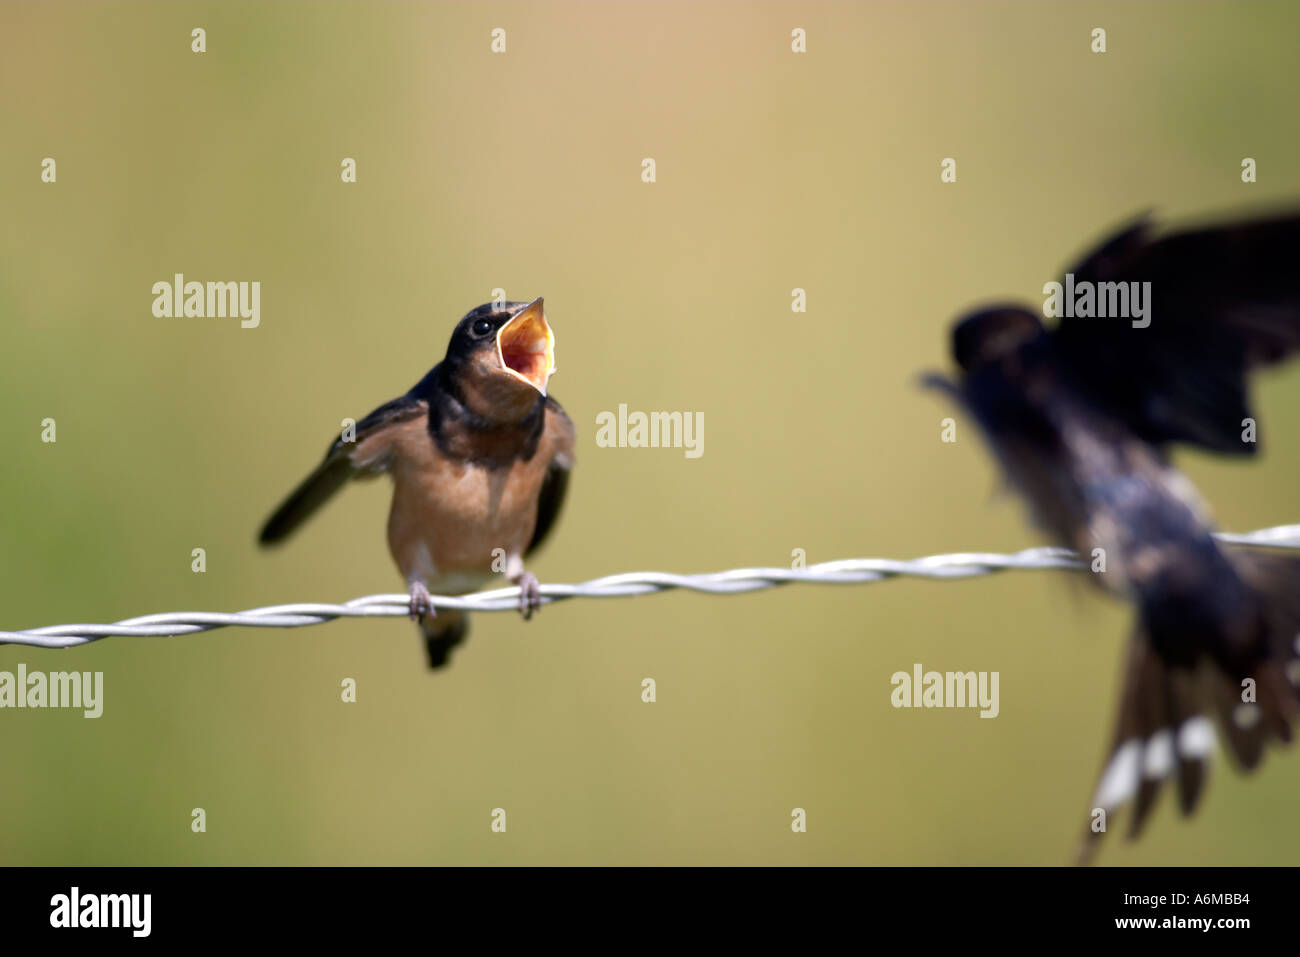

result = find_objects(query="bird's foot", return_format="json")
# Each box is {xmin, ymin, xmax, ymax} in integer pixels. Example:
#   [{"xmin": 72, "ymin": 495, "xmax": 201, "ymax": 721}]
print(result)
[
  {"xmin": 514, "ymin": 572, "xmax": 542, "ymax": 621},
  {"xmin": 408, "ymin": 582, "xmax": 435, "ymax": 622}
]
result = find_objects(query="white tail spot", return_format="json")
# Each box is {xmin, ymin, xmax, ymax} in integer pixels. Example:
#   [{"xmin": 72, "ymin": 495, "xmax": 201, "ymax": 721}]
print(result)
[
  {"xmin": 1142, "ymin": 729, "xmax": 1175, "ymax": 780},
  {"xmin": 1093, "ymin": 740, "xmax": 1141, "ymax": 809},
  {"xmin": 1233, "ymin": 703, "xmax": 1261, "ymax": 730},
  {"xmin": 1177, "ymin": 716, "xmax": 1216, "ymax": 758}
]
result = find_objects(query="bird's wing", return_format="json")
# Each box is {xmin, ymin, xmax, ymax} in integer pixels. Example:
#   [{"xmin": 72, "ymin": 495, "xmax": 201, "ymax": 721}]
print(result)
[
  {"xmin": 258, "ymin": 394, "xmax": 429, "ymax": 545},
  {"xmin": 526, "ymin": 397, "xmax": 576, "ymax": 557},
  {"xmin": 1053, "ymin": 210, "xmax": 1300, "ymax": 453}
]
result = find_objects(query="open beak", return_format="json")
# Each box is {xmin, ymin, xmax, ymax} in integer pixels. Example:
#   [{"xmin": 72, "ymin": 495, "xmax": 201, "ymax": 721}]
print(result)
[{"xmin": 496, "ymin": 297, "xmax": 556, "ymax": 395}]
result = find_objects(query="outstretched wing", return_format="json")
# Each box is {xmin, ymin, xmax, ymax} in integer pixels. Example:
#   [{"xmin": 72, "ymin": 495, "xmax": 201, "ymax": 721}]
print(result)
[
  {"xmin": 258, "ymin": 393, "xmax": 429, "ymax": 545},
  {"xmin": 1053, "ymin": 210, "xmax": 1300, "ymax": 453}
]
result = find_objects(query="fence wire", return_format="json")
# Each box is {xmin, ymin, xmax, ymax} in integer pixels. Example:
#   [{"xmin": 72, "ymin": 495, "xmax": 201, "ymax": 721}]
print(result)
[{"xmin": 3, "ymin": 524, "xmax": 1299, "ymax": 649}]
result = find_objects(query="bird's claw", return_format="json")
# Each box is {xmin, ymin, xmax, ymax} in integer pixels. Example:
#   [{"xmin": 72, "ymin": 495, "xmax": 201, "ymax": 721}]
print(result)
[
  {"xmin": 516, "ymin": 572, "xmax": 542, "ymax": 621},
  {"xmin": 409, "ymin": 582, "xmax": 435, "ymax": 622}
]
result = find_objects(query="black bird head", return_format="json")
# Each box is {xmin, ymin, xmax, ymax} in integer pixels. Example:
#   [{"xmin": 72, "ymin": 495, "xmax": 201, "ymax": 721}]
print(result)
[
  {"xmin": 445, "ymin": 298, "xmax": 556, "ymax": 393},
  {"xmin": 951, "ymin": 305, "xmax": 1043, "ymax": 372},
  {"xmin": 440, "ymin": 298, "xmax": 557, "ymax": 421}
]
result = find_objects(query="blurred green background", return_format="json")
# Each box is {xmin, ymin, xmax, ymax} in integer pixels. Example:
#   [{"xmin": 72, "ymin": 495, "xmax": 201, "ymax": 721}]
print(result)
[{"xmin": 2, "ymin": 1, "xmax": 1298, "ymax": 865}]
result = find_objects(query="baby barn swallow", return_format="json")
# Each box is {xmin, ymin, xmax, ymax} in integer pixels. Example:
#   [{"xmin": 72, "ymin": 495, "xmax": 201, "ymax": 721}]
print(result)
[
  {"xmin": 926, "ymin": 210, "xmax": 1300, "ymax": 858},
  {"xmin": 258, "ymin": 298, "xmax": 575, "ymax": 669}
]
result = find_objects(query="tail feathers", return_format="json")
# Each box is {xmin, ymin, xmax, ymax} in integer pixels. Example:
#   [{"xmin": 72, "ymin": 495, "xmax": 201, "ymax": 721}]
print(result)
[
  {"xmin": 1076, "ymin": 549, "xmax": 1300, "ymax": 864},
  {"xmin": 258, "ymin": 454, "xmax": 354, "ymax": 545},
  {"xmin": 1076, "ymin": 637, "xmax": 1216, "ymax": 864},
  {"xmin": 421, "ymin": 610, "xmax": 469, "ymax": 670},
  {"xmin": 1126, "ymin": 658, "xmax": 1207, "ymax": 835},
  {"xmin": 1225, "ymin": 548, "xmax": 1300, "ymax": 757}
]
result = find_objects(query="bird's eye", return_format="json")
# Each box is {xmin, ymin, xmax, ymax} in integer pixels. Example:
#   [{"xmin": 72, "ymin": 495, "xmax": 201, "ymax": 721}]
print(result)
[{"xmin": 471, "ymin": 318, "xmax": 494, "ymax": 338}]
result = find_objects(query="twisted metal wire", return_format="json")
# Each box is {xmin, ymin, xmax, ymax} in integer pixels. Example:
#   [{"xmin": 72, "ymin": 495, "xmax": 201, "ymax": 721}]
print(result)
[{"xmin": 3, "ymin": 524, "xmax": 1299, "ymax": 650}]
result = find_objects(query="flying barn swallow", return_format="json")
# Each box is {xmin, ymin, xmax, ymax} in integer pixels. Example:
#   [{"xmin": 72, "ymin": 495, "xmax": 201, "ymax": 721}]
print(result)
[
  {"xmin": 925, "ymin": 210, "xmax": 1300, "ymax": 859},
  {"xmin": 258, "ymin": 298, "xmax": 575, "ymax": 669}
]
